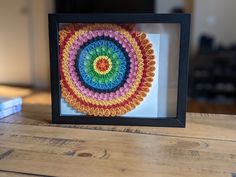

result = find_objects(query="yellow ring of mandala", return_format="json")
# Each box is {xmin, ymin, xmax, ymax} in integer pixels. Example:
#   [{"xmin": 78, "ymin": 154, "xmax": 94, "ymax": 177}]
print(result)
[
  {"xmin": 61, "ymin": 24, "xmax": 144, "ymax": 106},
  {"xmin": 61, "ymin": 82, "xmax": 138, "ymax": 116},
  {"xmin": 93, "ymin": 56, "xmax": 112, "ymax": 75}
]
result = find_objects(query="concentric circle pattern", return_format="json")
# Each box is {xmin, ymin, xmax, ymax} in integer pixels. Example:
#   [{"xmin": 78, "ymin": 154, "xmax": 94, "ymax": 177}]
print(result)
[{"xmin": 60, "ymin": 23, "xmax": 156, "ymax": 117}]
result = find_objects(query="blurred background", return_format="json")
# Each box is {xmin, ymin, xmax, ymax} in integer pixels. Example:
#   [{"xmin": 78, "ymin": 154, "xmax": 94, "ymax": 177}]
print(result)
[{"xmin": 0, "ymin": 0, "xmax": 236, "ymax": 114}]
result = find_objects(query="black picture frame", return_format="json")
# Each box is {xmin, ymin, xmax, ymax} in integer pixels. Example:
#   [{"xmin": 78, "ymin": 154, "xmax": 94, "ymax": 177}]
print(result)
[{"xmin": 49, "ymin": 13, "xmax": 191, "ymax": 127}]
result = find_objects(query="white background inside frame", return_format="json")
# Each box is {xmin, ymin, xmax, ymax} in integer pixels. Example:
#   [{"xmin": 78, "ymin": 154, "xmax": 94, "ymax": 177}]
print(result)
[{"xmin": 60, "ymin": 23, "xmax": 180, "ymax": 118}]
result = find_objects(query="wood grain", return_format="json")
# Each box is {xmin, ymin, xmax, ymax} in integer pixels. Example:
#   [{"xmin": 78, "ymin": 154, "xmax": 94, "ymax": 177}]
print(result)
[
  {"xmin": 0, "ymin": 92, "xmax": 235, "ymax": 176},
  {"xmin": 0, "ymin": 122, "xmax": 235, "ymax": 177},
  {"xmin": 1, "ymin": 104, "xmax": 236, "ymax": 141}
]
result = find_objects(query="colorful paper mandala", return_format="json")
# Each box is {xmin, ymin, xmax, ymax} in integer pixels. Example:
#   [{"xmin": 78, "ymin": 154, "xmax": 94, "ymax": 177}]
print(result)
[{"xmin": 60, "ymin": 24, "xmax": 156, "ymax": 116}]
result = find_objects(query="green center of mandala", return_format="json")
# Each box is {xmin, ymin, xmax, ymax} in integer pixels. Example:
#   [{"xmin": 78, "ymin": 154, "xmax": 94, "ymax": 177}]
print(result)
[{"xmin": 83, "ymin": 46, "xmax": 122, "ymax": 84}]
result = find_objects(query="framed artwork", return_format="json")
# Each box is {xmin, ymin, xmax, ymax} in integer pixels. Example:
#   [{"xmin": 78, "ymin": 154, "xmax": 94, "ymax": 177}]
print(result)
[{"xmin": 49, "ymin": 14, "xmax": 190, "ymax": 127}]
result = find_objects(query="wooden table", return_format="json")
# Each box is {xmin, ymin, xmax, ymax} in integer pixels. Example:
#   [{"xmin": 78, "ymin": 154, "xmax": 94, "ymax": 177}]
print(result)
[{"xmin": 0, "ymin": 104, "xmax": 235, "ymax": 177}]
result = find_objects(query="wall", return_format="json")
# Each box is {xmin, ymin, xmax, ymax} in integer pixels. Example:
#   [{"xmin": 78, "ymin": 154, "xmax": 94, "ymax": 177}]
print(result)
[
  {"xmin": 192, "ymin": 0, "xmax": 236, "ymax": 52},
  {"xmin": 156, "ymin": 0, "xmax": 185, "ymax": 13},
  {"xmin": 29, "ymin": 0, "xmax": 54, "ymax": 89},
  {"xmin": 0, "ymin": 0, "xmax": 54, "ymax": 88},
  {"xmin": 0, "ymin": 0, "xmax": 32, "ymax": 86}
]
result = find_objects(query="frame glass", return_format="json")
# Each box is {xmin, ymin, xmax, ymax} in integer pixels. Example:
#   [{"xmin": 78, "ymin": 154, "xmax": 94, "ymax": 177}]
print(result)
[{"xmin": 49, "ymin": 14, "xmax": 190, "ymax": 127}]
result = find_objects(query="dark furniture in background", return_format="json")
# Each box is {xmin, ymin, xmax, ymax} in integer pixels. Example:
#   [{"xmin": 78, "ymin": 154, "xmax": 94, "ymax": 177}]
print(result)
[
  {"xmin": 55, "ymin": 0, "xmax": 155, "ymax": 13},
  {"xmin": 190, "ymin": 51, "xmax": 236, "ymax": 104},
  {"xmin": 189, "ymin": 35, "xmax": 236, "ymax": 114}
]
